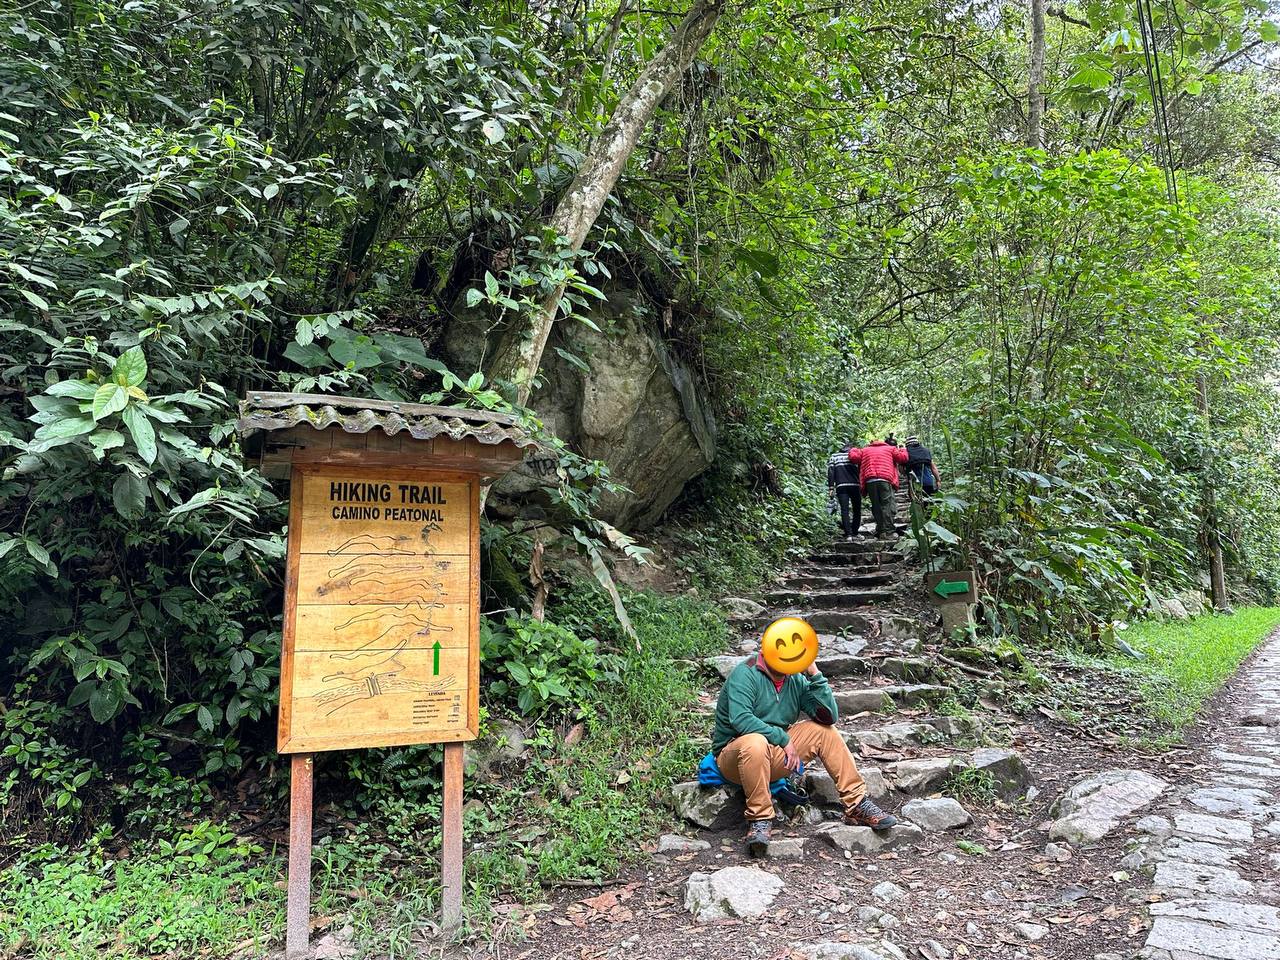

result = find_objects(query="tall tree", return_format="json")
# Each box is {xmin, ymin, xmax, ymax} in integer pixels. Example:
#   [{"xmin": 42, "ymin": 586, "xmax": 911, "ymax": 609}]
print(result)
[
  {"xmin": 485, "ymin": 0, "xmax": 726, "ymax": 404},
  {"xmin": 1028, "ymin": 0, "xmax": 1046, "ymax": 147}
]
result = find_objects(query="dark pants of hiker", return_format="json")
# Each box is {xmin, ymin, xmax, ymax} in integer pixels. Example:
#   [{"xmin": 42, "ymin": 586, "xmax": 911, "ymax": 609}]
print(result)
[
  {"xmin": 836, "ymin": 486, "xmax": 861, "ymax": 536},
  {"xmin": 866, "ymin": 479, "xmax": 896, "ymax": 537}
]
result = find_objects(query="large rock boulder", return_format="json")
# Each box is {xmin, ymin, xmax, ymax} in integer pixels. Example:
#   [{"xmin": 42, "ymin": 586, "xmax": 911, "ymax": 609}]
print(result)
[
  {"xmin": 684, "ymin": 866, "xmax": 784, "ymax": 922},
  {"xmin": 888, "ymin": 757, "xmax": 959, "ymax": 796},
  {"xmin": 1049, "ymin": 769, "xmax": 1169, "ymax": 845},
  {"xmin": 808, "ymin": 764, "xmax": 889, "ymax": 803},
  {"xmin": 448, "ymin": 289, "xmax": 715, "ymax": 529}
]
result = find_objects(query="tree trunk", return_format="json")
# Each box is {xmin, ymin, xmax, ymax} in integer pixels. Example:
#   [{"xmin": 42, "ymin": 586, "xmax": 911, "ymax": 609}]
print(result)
[
  {"xmin": 1197, "ymin": 372, "xmax": 1230, "ymax": 610},
  {"xmin": 1027, "ymin": 0, "xmax": 1045, "ymax": 148},
  {"xmin": 486, "ymin": 0, "xmax": 725, "ymax": 405}
]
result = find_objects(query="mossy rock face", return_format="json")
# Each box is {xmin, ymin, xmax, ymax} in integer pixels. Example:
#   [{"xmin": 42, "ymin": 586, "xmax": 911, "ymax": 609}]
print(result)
[{"xmin": 943, "ymin": 641, "xmax": 1025, "ymax": 669}]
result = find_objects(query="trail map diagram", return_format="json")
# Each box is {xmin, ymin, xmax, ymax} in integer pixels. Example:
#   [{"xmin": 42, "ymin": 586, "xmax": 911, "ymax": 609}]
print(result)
[{"xmin": 279, "ymin": 469, "xmax": 475, "ymax": 752}]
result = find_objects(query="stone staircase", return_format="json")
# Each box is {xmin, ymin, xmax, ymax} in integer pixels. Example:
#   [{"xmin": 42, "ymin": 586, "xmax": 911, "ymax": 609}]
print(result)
[{"xmin": 671, "ymin": 487, "xmax": 1032, "ymax": 855}]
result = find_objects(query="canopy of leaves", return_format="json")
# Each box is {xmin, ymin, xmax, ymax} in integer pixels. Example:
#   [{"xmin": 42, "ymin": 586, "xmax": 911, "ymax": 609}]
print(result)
[{"xmin": 1, "ymin": 0, "xmax": 1278, "ymax": 838}]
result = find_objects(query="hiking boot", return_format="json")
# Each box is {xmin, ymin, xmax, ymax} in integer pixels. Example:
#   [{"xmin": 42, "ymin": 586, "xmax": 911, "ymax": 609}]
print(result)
[
  {"xmin": 844, "ymin": 798, "xmax": 898, "ymax": 831},
  {"xmin": 745, "ymin": 819, "xmax": 773, "ymax": 857}
]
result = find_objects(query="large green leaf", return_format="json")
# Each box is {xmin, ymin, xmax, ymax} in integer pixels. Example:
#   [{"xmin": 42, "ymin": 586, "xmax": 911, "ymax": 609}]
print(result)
[
  {"xmin": 112, "ymin": 346, "xmax": 147, "ymax": 387},
  {"xmin": 112, "ymin": 473, "xmax": 148, "ymax": 519},
  {"xmin": 327, "ymin": 335, "xmax": 383, "ymax": 371},
  {"xmin": 92, "ymin": 383, "xmax": 128, "ymax": 421},
  {"xmin": 32, "ymin": 415, "xmax": 97, "ymax": 445},
  {"xmin": 46, "ymin": 379, "xmax": 99, "ymax": 400},
  {"xmin": 122, "ymin": 405, "xmax": 157, "ymax": 465}
]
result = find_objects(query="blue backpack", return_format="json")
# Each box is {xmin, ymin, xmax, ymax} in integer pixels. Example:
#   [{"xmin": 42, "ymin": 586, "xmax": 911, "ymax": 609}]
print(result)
[{"xmin": 698, "ymin": 752, "xmax": 809, "ymax": 805}]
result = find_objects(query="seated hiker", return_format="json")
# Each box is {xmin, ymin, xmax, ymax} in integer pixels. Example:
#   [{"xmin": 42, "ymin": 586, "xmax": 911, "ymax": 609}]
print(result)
[
  {"xmin": 709, "ymin": 617, "xmax": 898, "ymax": 855},
  {"xmin": 849, "ymin": 437, "xmax": 909, "ymax": 538},
  {"xmin": 904, "ymin": 436, "xmax": 939, "ymax": 494},
  {"xmin": 826, "ymin": 442, "xmax": 862, "ymax": 541}
]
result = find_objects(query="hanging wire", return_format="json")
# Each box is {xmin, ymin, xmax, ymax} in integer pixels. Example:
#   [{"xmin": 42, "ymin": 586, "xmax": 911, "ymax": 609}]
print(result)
[
  {"xmin": 1134, "ymin": 0, "xmax": 1180, "ymax": 206},
  {"xmin": 1144, "ymin": 0, "xmax": 1180, "ymax": 205}
]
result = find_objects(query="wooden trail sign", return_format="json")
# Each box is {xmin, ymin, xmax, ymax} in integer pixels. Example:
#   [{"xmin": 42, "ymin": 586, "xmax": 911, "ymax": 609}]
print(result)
[
  {"xmin": 279, "ymin": 466, "xmax": 479, "ymax": 753},
  {"xmin": 238, "ymin": 393, "xmax": 531, "ymax": 958}
]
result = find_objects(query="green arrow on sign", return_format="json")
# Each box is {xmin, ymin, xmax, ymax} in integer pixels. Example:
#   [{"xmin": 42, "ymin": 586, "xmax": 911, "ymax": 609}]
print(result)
[
  {"xmin": 432, "ymin": 641, "xmax": 441, "ymax": 676},
  {"xmin": 934, "ymin": 579, "xmax": 970, "ymax": 598}
]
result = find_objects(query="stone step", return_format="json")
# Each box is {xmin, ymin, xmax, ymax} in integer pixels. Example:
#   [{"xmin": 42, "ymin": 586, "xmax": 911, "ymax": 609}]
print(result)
[
  {"xmin": 808, "ymin": 551, "xmax": 905, "ymax": 567},
  {"xmin": 779, "ymin": 571, "xmax": 897, "ymax": 590},
  {"xmin": 763, "ymin": 587, "xmax": 898, "ymax": 609},
  {"xmin": 833, "ymin": 683, "xmax": 951, "ymax": 714},
  {"xmin": 756, "ymin": 609, "xmax": 922, "ymax": 636},
  {"xmin": 819, "ymin": 539, "xmax": 901, "ymax": 555},
  {"xmin": 843, "ymin": 715, "xmax": 981, "ymax": 750},
  {"xmin": 710, "ymin": 636, "xmax": 932, "ymax": 681},
  {"xmin": 790, "ymin": 562, "xmax": 894, "ymax": 579}
]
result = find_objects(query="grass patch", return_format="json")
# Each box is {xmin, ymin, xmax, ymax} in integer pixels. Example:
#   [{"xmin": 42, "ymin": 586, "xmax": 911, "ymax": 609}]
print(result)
[
  {"xmin": 0, "ymin": 589, "xmax": 733, "ymax": 958},
  {"xmin": 945, "ymin": 767, "xmax": 998, "ymax": 806},
  {"xmin": 1112, "ymin": 606, "xmax": 1280, "ymax": 731},
  {"xmin": 0, "ymin": 824, "xmax": 283, "ymax": 959}
]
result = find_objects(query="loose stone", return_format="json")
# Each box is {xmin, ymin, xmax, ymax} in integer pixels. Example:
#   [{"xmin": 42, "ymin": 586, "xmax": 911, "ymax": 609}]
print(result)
[{"xmin": 657, "ymin": 833, "xmax": 710, "ymax": 854}]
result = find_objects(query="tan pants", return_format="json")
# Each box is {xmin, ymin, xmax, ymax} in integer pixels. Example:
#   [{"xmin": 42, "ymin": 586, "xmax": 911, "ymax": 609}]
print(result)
[{"xmin": 717, "ymin": 720, "xmax": 866, "ymax": 821}]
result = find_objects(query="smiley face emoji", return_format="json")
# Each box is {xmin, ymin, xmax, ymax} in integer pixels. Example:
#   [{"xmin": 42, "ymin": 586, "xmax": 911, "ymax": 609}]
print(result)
[{"xmin": 760, "ymin": 617, "xmax": 819, "ymax": 675}]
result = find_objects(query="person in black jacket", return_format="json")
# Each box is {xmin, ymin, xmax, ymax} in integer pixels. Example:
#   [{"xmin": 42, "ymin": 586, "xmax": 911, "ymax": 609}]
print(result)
[
  {"xmin": 904, "ymin": 436, "xmax": 940, "ymax": 494},
  {"xmin": 826, "ymin": 444, "xmax": 862, "ymax": 540}
]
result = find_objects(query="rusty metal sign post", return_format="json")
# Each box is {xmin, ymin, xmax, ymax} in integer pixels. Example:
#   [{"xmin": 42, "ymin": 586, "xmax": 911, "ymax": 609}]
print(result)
[{"xmin": 238, "ymin": 393, "xmax": 532, "ymax": 958}]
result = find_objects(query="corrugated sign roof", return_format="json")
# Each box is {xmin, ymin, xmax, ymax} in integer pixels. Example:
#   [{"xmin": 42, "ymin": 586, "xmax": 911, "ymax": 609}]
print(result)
[{"xmin": 237, "ymin": 391, "xmax": 537, "ymax": 448}]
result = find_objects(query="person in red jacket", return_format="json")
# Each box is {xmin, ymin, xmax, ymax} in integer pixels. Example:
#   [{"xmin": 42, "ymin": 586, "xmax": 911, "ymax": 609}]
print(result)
[{"xmin": 849, "ymin": 438, "xmax": 909, "ymax": 538}]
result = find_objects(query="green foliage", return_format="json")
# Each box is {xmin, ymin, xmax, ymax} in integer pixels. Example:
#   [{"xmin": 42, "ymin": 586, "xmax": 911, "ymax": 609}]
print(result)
[
  {"xmin": 0, "ymin": 826, "xmax": 281, "ymax": 959},
  {"xmin": 465, "ymin": 587, "xmax": 729, "ymax": 885},
  {"xmin": 946, "ymin": 767, "xmax": 999, "ymax": 807},
  {"xmin": 1111, "ymin": 607, "xmax": 1280, "ymax": 730},
  {"xmin": 481, "ymin": 615, "xmax": 621, "ymax": 716},
  {"xmin": 877, "ymin": 151, "xmax": 1280, "ymax": 638}
]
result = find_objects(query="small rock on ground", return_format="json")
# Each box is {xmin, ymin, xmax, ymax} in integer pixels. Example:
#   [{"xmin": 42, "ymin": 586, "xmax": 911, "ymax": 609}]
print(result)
[
  {"xmin": 765, "ymin": 837, "xmax": 807, "ymax": 858},
  {"xmin": 857, "ymin": 905, "xmax": 901, "ymax": 929},
  {"xmin": 1044, "ymin": 842, "xmax": 1072, "ymax": 862},
  {"xmin": 684, "ymin": 866, "xmax": 785, "ymax": 922},
  {"xmin": 871, "ymin": 880, "xmax": 909, "ymax": 903},
  {"xmin": 657, "ymin": 833, "xmax": 710, "ymax": 854},
  {"xmin": 1014, "ymin": 922, "xmax": 1050, "ymax": 942},
  {"xmin": 312, "ymin": 926, "xmax": 356, "ymax": 960},
  {"xmin": 902, "ymin": 797, "xmax": 971, "ymax": 830}
]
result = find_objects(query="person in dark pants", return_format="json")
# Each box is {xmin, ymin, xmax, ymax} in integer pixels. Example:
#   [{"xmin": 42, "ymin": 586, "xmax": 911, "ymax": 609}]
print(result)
[
  {"xmin": 850, "ymin": 438, "xmax": 908, "ymax": 538},
  {"xmin": 904, "ymin": 436, "xmax": 940, "ymax": 494},
  {"xmin": 826, "ymin": 444, "xmax": 862, "ymax": 540}
]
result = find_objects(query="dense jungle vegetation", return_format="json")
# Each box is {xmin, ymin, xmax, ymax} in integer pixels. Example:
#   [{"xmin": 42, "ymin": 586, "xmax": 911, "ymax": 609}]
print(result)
[{"xmin": 2, "ymin": 0, "xmax": 1280, "ymax": 953}]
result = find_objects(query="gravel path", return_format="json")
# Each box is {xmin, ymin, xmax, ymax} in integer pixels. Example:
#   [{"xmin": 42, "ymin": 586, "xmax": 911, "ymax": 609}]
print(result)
[{"xmin": 1138, "ymin": 635, "xmax": 1280, "ymax": 960}]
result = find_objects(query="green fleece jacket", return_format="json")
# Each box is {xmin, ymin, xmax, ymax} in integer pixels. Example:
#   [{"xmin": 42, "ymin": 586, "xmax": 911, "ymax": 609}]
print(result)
[{"xmin": 710, "ymin": 656, "xmax": 839, "ymax": 754}]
